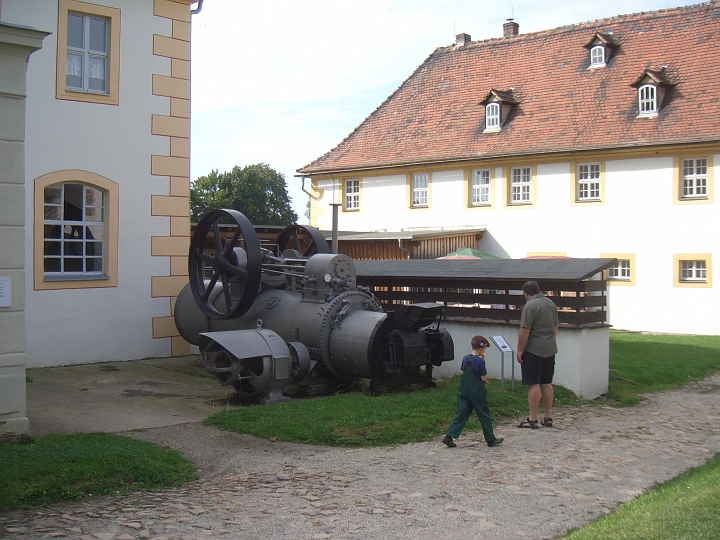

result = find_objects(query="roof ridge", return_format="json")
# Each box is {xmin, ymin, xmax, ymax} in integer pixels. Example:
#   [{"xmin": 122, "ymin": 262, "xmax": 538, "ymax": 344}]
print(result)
[{"xmin": 440, "ymin": 0, "xmax": 713, "ymax": 52}]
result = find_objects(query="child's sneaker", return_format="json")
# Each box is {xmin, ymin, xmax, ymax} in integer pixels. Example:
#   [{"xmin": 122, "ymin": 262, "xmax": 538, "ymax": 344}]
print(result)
[{"xmin": 442, "ymin": 435, "xmax": 456, "ymax": 448}]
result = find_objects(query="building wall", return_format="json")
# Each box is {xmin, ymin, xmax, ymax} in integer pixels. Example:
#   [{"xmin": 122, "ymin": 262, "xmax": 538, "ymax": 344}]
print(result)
[
  {"xmin": 434, "ymin": 321, "xmax": 610, "ymax": 400},
  {"xmin": 3, "ymin": 0, "xmax": 192, "ymax": 367},
  {"xmin": 311, "ymin": 148, "xmax": 719, "ymax": 335},
  {"xmin": 0, "ymin": 22, "xmax": 48, "ymax": 434}
]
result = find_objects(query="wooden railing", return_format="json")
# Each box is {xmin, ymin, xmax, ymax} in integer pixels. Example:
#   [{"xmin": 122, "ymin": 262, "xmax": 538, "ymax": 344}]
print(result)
[{"xmin": 357, "ymin": 278, "xmax": 608, "ymax": 327}]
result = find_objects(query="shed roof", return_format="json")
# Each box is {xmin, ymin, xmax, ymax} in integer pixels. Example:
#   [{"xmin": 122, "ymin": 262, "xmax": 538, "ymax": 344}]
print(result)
[
  {"xmin": 354, "ymin": 258, "xmax": 617, "ymax": 282},
  {"xmin": 299, "ymin": 1, "xmax": 720, "ymax": 175},
  {"xmin": 323, "ymin": 228, "xmax": 486, "ymax": 242}
]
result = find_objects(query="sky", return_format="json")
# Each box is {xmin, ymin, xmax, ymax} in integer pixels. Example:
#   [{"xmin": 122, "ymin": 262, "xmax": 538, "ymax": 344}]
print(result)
[{"xmin": 190, "ymin": 0, "xmax": 685, "ymax": 223}]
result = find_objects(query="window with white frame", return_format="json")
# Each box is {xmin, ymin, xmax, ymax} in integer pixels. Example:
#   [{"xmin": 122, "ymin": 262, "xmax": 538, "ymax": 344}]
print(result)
[
  {"xmin": 344, "ymin": 179, "xmax": 360, "ymax": 210},
  {"xmin": 681, "ymin": 159, "xmax": 708, "ymax": 199},
  {"xmin": 66, "ymin": 12, "xmax": 109, "ymax": 93},
  {"xmin": 412, "ymin": 173, "xmax": 429, "ymax": 206},
  {"xmin": 43, "ymin": 183, "xmax": 105, "ymax": 277},
  {"xmin": 510, "ymin": 166, "xmax": 531, "ymax": 204},
  {"xmin": 485, "ymin": 103, "xmax": 500, "ymax": 129},
  {"xmin": 590, "ymin": 45, "xmax": 605, "ymax": 66},
  {"xmin": 608, "ymin": 260, "xmax": 631, "ymax": 280},
  {"xmin": 577, "ymin": 163, "xmax": 601, "ymax": 200},
  {"xmin": 680, "ymin": 260, "xmax": 706, "ymax": 282},
  {"xmin": 471, "ymin": 169, "xmax": 491, "ymax": 205},
  {"xmin": 638, "ymin": 84, "xmax": 657, "ymax": 114}
]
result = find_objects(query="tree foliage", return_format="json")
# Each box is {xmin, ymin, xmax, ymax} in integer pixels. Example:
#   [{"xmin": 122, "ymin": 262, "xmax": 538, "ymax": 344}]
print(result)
[{"xmin": 190, "ymin": 163, "xmax": 298, "ymax": 225}]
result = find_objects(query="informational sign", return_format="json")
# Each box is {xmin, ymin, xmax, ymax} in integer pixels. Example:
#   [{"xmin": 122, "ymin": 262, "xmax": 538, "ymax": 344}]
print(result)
[
  {"xmin": 489, "ymin": 335, "xmax": 515, "ymax": 391},
  {"xmin": 0, "ymin": 276, "xmax": 11, "ymax": 308},
  {"xmin": 490, "ymin": 335, "xmax": 512, "ymax": 353}
]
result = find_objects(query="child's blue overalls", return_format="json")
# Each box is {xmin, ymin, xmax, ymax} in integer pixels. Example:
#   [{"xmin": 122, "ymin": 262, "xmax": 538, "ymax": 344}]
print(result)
[{"xmin": 446, "ymin": 355, "xmax": 497, "ymax": 443}]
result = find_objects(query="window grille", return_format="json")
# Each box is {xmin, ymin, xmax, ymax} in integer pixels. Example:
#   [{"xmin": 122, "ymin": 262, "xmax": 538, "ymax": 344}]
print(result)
[
  {"xmin": 44, "ymin": 183, "xmax": 105, "ymax": 276},
  {"xmin": 590, "ymin": 45, "xmax": 605, "ymax": 66},
  {"xmin": 638, "ymin": 84, "xmax": 657, "ymax": 114},
  {"xmin": 681, "ymin": 159, "xmax": 708, "ymax": 198},
  {"xmin": 345, "ymin": 179, "xmax": 360, "ymax": 210},
  {"xmin": 472, "ymin": 169, "xmax": 491, "ymax": 204},
  {"xmin": 680, "ymin": 260, "xmax": 706, "ymax": 282},
  {"xmin": 66, "ymin": 13, "xmax": 108, "ymax": 93},
  {"xmin": 485, "ymin": 103, "xmax": 500, "ymax": 129},
  {"xmin": 510, "ymin": 167, "xmax": 531, "ymax": 203},
  {"xmin": 578, "ymin": 163, "xmax": 601, "ymax": 200},
  {"xmin": 412, "ymin": 173, "xmax": 429, "ymax": 206},
  {"xmin": 608, "ymin": 260, "xmax": 631, "ymax": 280}
]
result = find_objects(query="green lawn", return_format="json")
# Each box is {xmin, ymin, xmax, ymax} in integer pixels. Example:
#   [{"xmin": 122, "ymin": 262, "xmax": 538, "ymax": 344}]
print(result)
[
  {"xmin": 0, "ymin": 433, "xmax": 196, "ymax": 511},
  {"xmin": 203, "ymin": 376, "xmax": 580, "ymax": 446},
  {"xmin": 606, "ymin": 332, "xmax": 720, "ymax": 404},
  {"xmin": 563, "ymin": 453, "xmax": 720, "ymax": 539}
]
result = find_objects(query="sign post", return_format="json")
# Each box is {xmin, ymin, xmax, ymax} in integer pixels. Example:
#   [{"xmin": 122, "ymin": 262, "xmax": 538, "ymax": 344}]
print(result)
[{"xmin": 489, "ymin": 335, "xmax": 515, "ymax": 391}]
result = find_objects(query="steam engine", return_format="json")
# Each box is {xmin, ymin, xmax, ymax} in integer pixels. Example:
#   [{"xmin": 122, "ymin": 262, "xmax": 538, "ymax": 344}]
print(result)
[{"xmin": 174, "ymin": 209, "xmax": 454, "ymax": 404}]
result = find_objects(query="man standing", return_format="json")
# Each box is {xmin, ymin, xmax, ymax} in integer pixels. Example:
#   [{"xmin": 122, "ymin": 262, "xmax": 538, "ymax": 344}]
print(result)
[{"xmin": 516, "ymin": 281, "xmax": 559, "ymax": 429}]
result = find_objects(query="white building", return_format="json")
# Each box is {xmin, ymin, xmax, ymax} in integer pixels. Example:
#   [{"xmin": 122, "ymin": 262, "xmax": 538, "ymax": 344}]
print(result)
[
  {"xmin": 1, "ymin": 0, "xmax": 196, "ymax": 433},
  {"xmin": 299, "ymin": 3, "xmax": 719, "ymax": 336}
]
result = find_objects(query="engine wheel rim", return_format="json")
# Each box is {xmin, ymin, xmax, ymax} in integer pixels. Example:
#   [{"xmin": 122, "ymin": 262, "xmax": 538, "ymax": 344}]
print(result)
[
  {"xmin": 189, "ymin": 209, "xmax": 262, "ymax": 319},
  {"xmin": 275, "ymin": 224, "xmax": 330, "ymax": 258}
]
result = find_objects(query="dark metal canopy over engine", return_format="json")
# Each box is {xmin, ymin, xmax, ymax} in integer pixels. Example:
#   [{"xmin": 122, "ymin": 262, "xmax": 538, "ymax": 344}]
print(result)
[{"xmin": 174, "ymin": 209, "xmax": 454, "ymax": 404}]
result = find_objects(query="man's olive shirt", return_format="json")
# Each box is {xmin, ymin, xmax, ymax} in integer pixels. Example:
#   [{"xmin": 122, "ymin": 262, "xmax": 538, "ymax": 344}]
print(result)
[{"xmin": 520, "ymin": 293, "xmax": 559, "ymax": 358}]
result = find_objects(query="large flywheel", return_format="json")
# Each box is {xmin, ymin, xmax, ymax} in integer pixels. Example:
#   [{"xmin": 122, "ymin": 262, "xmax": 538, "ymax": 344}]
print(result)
[
  {"xmin": 275, "ymin": 224, "xmax": 330, "ymax": 258},
  {"xmin": 189, "ymin": 209, "xmax": 262, "ymax": 319}
]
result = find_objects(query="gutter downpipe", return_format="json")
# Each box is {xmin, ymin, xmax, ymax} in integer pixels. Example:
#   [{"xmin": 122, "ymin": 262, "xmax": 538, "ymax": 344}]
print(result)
[
  {"xmin": 300, "ymin": 176, "xmax": 320, "ymax": 200},
  {"xmin": 299, "ymin": 175, "xmax": 338, "ymax": 253},
  {"xmin": 398, "ymin": 239, "xmax": 411, "ymax": 260}
]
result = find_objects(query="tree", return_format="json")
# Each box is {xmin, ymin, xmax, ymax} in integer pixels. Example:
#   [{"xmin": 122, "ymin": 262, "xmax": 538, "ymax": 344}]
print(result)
[{"xmin": 190, "ymin": 163, "xmax": 298, "ymax": 225}]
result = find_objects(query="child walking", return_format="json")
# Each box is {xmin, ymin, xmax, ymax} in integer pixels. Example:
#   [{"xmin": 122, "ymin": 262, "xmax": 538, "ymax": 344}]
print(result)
[{"xmin": 443, "ymin": 335, "xmax": 504, "ymax": 448}]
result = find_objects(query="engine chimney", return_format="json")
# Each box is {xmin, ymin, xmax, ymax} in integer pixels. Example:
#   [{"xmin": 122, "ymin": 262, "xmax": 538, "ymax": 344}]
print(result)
[{"xmin": 503, "ymin": 18, "xmax": 519, "ymax": 38}]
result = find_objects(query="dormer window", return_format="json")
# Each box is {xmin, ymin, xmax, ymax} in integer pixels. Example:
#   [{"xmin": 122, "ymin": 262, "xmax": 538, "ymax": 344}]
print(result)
[
  {"xmin": 590, "ymin": 45, "xmax": 605, "ymax": 67},
  {"xmin": 480, "ymin": 89, "xmax": 518, "ymax": 133},
  {"xmin": 584, "ymin": 32, "xmax": 618, "ymax": 69},
  {"xmin": 632, "ymin": 68, "xmax": 675, "ymax": 118},
  {"xmin": 638, "ymin": 84, "xmax": 657, "ymax": 114},
  {"xmin": 485, "ymin": 103, "xmax": 500, "ymax": 129}
]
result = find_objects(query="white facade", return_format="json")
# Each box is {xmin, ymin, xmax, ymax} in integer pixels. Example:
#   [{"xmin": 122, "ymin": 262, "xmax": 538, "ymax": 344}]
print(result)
[
  {"xmin": 310, "ymin": 151, "xmax": 719, "ymax": 335},
  {"xmin": 2, "ymin": 0, "xmax": 194, "ymax": 368}
]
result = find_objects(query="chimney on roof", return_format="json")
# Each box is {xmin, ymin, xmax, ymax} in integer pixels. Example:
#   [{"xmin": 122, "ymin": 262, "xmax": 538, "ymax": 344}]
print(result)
[
  {"xmin": 503, "ymin": 18, "xmax": 519, "ymax": 38},
  {"xmin": 455, "ymin": 33, "xmax": 471, "ymax": 46}
]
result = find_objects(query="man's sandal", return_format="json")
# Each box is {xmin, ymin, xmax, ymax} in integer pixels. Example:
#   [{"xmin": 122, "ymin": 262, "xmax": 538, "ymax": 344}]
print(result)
[
  {"xmin": 540, "ymin": 417, "xmax": 553, "ymax": 428},
  {"xmin": 517, "ymin": 417, "xmax": 539, "ymax": 429}
]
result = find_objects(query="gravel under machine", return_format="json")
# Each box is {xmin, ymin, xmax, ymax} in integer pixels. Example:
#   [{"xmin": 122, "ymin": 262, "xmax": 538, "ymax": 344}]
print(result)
[{"xmin": 174, "ymin": 209, "xmax": 454, "ymax": 404}]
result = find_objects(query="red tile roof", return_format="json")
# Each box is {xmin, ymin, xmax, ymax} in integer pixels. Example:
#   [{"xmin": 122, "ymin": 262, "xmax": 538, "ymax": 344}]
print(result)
[{"xmin": 299, "ymin": 1, "xmax": 720, "ymax": 175}]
